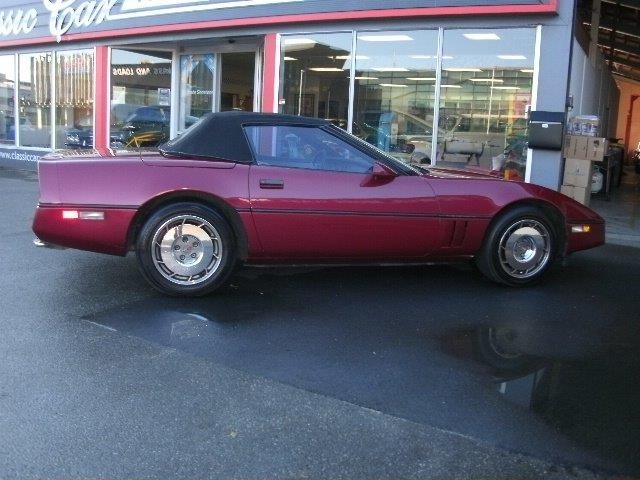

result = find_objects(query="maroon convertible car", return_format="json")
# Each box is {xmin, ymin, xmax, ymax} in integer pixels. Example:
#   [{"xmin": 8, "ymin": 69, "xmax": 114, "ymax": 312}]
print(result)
[{"xmin": 33, "ymin": 111, "xmax": 605, "ymax": 296}]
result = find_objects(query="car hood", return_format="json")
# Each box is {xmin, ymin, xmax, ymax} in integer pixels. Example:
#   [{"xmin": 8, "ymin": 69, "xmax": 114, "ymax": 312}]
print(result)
[{"xmin": 420, "ymin": 166, "xmax": 503, "ymax": 180}]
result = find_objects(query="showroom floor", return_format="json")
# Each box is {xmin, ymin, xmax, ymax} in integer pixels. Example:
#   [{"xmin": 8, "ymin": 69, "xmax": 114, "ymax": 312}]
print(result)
[{"xmin": 590, "ymin": 166, "xmax": 640, "ymax": 248}]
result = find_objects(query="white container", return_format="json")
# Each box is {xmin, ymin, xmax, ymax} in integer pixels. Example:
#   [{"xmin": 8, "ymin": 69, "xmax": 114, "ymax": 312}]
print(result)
[{"xmin": 591, "ymin": 168, "xmax": 603, "ymax": 194}]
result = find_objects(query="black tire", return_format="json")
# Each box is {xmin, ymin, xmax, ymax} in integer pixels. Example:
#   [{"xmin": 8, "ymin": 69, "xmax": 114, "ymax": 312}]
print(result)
[
  {"xmin": 135, "ymin": 203, "xmax": 236, "ymax": 296},
  {"xmin": 473, "ymin": 326, "xmax": 541, "ymax": 374},
  {"xmin": 475, "ymin": 206, "xmax": 557, "ymax": 287}
]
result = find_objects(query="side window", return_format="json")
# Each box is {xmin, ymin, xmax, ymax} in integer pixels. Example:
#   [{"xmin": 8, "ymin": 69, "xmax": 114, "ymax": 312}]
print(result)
[{"xmin": 244, "ymin": 125, "xmax": 374, "ymax": 174}]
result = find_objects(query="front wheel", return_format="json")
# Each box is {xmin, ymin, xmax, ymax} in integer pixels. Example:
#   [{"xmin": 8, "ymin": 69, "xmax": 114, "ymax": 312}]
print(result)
[
  {"xmin": 476, "ymin": 206, "xmax": 557, "ymax": 286},
  {"xmin": 473, "ymin": 326, "xmax": 542, "ymax": 375},
  {"xmin": 135, "ymin": 203, "xmax": 236, "ymax": 296}
]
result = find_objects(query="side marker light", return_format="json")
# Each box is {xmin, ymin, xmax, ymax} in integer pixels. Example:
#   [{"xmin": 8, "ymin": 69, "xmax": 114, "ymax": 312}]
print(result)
[{"xmin": 571, "ymin": 225, "xmax": 591, "ymax": 233}]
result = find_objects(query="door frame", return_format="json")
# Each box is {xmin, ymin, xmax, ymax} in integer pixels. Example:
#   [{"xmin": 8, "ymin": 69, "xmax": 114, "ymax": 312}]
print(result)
[{"xmin": 171, "ymin": 42, "xmax": 262, "ymax": 139}]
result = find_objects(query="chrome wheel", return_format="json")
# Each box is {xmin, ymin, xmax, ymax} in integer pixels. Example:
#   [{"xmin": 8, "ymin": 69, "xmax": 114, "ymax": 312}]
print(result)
[
  {"xmin": 476, "ymin": 206, "xmax": 558, "ymax": 286},
  {"xmin": 151, "ymin": 214, "xmax": 222, "ymax": 286},
  {"xmin": 497, "ymin": 219, "xmax": 551, "ymax": 280}
]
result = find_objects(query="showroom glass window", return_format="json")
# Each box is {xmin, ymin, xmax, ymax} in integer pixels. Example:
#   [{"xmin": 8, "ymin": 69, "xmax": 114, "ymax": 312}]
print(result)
[
  {"xmin": 279, "ymin": 32, "xmax": 352, "ymax": 122},
  {"xmin": 354, "ymin": 30, "xmax": 439, "ymax": 163},
  {"xmin": 438, "ymin": 29, "xmax": 535, "ymax": 171},
  {"xmin": 55, "ymin": 49, "xmax": 94, "ymax": 149},
  {"xmin": 19, "ymin": 52, "xmax": 53, "ymax": 148},
  {"xmin": 0, "ymin": 55, "xmax": 15, "ymax": 145},
  {"xmin": 110, "ymin": 49, "xmax": 172, "ymax": 148}
]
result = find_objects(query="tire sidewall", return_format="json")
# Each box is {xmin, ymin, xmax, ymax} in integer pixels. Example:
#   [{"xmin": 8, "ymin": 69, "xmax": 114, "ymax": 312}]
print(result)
[
  {"xmin": 477, "ymin": 206, "xmax": 557, "ymax": 287},
  {"xmin": 136, "ymin": 203, "xmax": 236, "ymax": 296}
]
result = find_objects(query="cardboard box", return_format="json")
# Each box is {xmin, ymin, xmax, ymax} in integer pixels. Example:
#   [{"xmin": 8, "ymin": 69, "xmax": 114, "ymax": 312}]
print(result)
[
  {"xmin": 587, "ymin": 137, "xmax": 608, "ymax": 161},
  {"xmin": 563, "ymin": 135, "xmax": 575, "ymax": 158},
  {"xmin": 573, "ymin": 136, "xmax": 589, "ymax": 160},
  {"xmin": 572, "ymin": 185, "xmax": 591, "ymax": 206},
  {"xmin": 560, "ymin": 184, "xmax": 574, "ymax": 197},
  {"xmin": 563, "ymin": 158, "xmax": 593, "ymax": 188},
  {"xmin": 560, "ymin": 183, "xmax": 591, "ymax": 206}
]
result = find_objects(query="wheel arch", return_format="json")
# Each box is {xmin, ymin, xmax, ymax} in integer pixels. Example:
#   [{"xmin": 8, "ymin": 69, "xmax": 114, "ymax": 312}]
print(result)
[
  {"xmin": 488, "ymin": 199, "xmax": 567, "ymax": 255},
  {"xmin": 126, "ymin": 191, "xmax": 249, "ymax": 260}
]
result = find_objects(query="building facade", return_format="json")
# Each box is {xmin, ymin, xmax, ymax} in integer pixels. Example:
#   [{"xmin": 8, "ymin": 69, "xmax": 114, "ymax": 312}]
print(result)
[{"xmin": 0, "ymin": 0, "xmax": 616, "ymax": 190}]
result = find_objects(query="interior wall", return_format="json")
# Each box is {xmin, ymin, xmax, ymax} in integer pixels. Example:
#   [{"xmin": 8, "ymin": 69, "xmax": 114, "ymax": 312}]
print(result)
[{"xmin": 568, "ymin": 38, "xmax": 619, "ymax": 140}]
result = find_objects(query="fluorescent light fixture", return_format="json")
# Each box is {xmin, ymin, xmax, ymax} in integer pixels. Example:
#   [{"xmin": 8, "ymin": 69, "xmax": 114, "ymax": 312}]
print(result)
[
  {"xmin": 283, "ymin": 56, "xmax": 297, "ymax": 61},
  {"xmin": 355, "ymin": 76, "xmax": 379, "ymax": 80},
  {"xmin": 491, "ymin": 86, "xmax": 519, "ymax": 90},
  {"xmin": 463, "ymin": 33, "xmax": 500, "ymax": 41},
  {"xmin": 359, "ymin": 34, "xmax": 413, "ymax": 42},
  {"xmin": 379, "ymin": 83, "xmax": 408, "ymax": 88},
  {"xmin": 309, "ymin": 67, "xmax": 344, "ymax": 72},
  {"xmin": 283, "ymin": 38, "xmax": 316, "ymax": 46},
  {"xmin": 469, "ymin": 78, "xmax": 504, "ymax": 83},
  {"xmin": 372, "ymin": 67, "xmax": 409, "ymax": 72},
  {"xmin": 440, "ymin": 84, "xmax": 462, "ymax": 88},
  {"xmin": 520, "ymin": 69, "xmax": 534, "ymax": 73},
  {"xmin": 445, "ymin": 68, "xmax": 482, "ymax": 72},
  {"xmin": 498, "ymin": 55, "xmax": 527, "ymax": 60},
  {"xmin": 406, "ymin": 77, "xmax": 437, "ymax": 81}
]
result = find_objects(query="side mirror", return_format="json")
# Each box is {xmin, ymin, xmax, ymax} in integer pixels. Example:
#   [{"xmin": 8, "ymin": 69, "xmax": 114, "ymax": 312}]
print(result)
[
  {"xmin": 372, "ymin": 162, "xmax": 396, "ymax": 178},
  {"xmin": 361, "ymin": 163, "xmax": 397, "ymax": 187}
]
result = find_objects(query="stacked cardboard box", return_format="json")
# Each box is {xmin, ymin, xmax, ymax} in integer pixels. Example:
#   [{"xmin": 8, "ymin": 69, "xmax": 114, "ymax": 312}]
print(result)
[{"xmin": 561, "ymin": 135, "xmax": 608, "ymax": 206}]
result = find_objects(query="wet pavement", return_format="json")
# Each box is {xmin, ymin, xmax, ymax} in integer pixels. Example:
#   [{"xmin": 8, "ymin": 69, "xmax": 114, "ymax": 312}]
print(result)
[{"xmin": 1, "ymin": 166, "xmax": 639, "ymax": 479}]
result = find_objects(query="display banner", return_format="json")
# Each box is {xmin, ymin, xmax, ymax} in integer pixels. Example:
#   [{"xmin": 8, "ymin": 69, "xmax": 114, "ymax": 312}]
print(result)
[{"xmin": 0, "ymin": 0, "xmax": 552, "ymax": 45}]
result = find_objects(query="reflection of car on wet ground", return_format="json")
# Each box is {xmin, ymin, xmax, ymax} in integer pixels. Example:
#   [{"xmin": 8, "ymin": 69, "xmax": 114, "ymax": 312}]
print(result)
[{"xmin": 33, "ymin": 111, "xmax": 605, "ymax": 297}]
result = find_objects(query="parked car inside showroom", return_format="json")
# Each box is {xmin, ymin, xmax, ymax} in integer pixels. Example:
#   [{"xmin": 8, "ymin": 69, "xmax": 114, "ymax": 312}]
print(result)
[{"xmin": 33, "ymin": 111, "xmax": 605, "ymax": 296}]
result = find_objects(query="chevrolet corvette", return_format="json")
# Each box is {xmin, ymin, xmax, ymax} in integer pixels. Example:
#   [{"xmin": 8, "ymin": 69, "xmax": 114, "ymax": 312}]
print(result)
[{"xmin": 32, "ymin": 111, "xmax": 605, "ymax": 296}]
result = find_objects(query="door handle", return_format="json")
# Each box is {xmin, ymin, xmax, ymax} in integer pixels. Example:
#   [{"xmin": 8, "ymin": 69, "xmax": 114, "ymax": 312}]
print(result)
[{"xmin": 259, "ymin": 179, "xmax": 284, "ymax": 189}]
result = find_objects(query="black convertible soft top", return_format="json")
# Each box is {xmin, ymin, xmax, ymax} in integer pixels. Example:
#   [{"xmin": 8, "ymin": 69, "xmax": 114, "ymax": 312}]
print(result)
[{"xmin": 159, "ymin": 111, "xmax": 329, "ymax": 163}]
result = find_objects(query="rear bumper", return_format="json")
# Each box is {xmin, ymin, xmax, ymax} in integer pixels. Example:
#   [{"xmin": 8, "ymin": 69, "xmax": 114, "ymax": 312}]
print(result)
[{"xmin": 32, "ymin": 205, "xmax": 137, "ymax": 256}]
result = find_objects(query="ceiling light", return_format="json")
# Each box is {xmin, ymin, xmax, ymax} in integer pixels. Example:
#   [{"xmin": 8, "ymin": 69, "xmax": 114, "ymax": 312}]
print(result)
[
  {"xmin": 463, "ymin": 33, "xmax": 500, "ymax": 41},
  {"xmin": 469, "ymin": 78, "xmax": 504, "ymax": 82},
  {"xmin": 406, "ymin": 77, "xmax": 437, "ymax": 81},
  {"xmin": 309, "ymin": 67, "xmax": 344, "ymax": 72},
  {"xmin": 355, "ymin": 76, "xmax": 379, "ymax": 80},
  {"xmin": 440, "ymin": 85, "xmax": 462, "ymax": 88},
  {"xmin": 520, "ymin": 69, "xmax": 534, "ymax": 73},
  {"xmin": 379, "ymin": 83, "xmax": 408, "ymax": 87},
  {"xmin": 498, "ymin": 55, "xmax": 527, "ymax": 60},
  {"xmin": 359, "ymin": 34, "xmax": 413, "ymax": 42},
  {"xmin": 372, "ymin": 67, "xmax": 409, "ymax": 72},
  {"xmin": 333, "ymin": 55, "xmax": 370, "ymax": 60},
  {"xmin": 284, "ymin": 56, "xmax": 297, "ymax": 61}
]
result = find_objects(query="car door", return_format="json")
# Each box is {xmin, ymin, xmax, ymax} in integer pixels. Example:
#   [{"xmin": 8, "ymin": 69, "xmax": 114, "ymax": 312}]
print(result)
[{"xmin": 245, "ymin": 124, "xmax": 444, "ymax": 260}]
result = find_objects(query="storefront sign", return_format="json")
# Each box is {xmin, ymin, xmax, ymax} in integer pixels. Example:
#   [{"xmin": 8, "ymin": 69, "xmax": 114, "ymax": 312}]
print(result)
[{"xmin": 0, "ymin": 0, "xmax": 553, "ymax": 45}]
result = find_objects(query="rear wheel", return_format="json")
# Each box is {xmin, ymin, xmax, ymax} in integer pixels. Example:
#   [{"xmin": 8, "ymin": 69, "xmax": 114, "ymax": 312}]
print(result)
[
  {"xmin": 135, "ymin": 203, "xmax": 236, "ymax": 296},
  {"xmin": 476, "ymin": 206, "xmax": 557, "ymax": 286}
]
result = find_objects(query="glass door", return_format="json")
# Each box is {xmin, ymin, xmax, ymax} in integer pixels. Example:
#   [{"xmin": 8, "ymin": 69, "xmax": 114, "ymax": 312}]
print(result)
[
  {"xmin": 179, "ymin": 54, "xmax": 216, "ymax": 133},
  {"xmin": 179, "ymin": 51, "xmax": 256, "ymax": 132}
]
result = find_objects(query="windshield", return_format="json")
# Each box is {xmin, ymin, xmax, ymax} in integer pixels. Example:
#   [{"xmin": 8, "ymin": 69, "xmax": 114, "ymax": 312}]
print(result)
[{"xmin": 325, "ymin": 124, "xmax": 423, "ymax": 176}]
